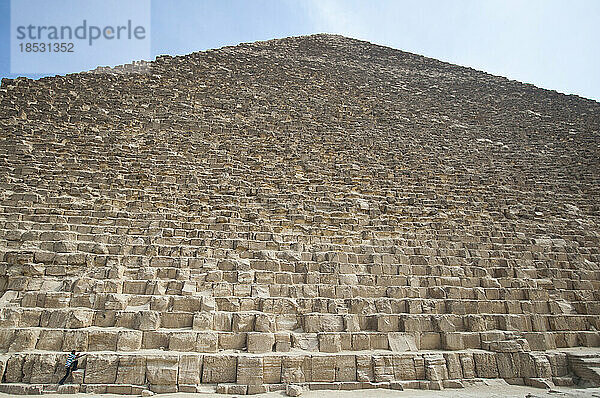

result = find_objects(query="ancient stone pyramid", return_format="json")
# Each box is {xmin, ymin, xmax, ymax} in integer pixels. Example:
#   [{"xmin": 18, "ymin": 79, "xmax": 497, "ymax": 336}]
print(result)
[{"xmin": 0, "ymin": 33, "xmax": 599, "ymax": 395}]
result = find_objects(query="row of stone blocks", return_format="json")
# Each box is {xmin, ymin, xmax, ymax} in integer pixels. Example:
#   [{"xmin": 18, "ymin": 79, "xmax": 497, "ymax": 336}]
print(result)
[
  {"xmin": 13, "ymin": 288, "xmax": 593, "ymax": 315},
  {"xmin": 2, "ymin": 305, "xmax": 599, "ymax": 334},
  {"xmin": 3, "ymin": 327, "xmax": 600, "ymax": 354},
  {"xmin": 0, "ymin": 350, "xmax": 573, "ymax": 394}
]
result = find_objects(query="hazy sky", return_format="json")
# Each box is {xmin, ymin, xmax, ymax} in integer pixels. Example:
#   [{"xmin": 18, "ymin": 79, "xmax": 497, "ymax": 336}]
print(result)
[{"xmin": 1, "ymin": 0, "xmax": 599, "ymax": 101}]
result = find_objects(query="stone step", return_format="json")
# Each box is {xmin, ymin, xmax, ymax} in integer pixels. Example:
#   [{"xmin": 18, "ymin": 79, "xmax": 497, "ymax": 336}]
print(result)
[
  {"xmin": 2, "ymin": 326, "xmax": 599, "ymax": 353},
  {"xmin": 0, "ymin": 349, "xmax": 575, "ymax": 393}
]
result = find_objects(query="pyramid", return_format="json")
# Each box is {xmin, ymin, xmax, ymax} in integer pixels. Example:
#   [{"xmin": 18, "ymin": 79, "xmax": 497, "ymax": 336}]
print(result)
[{"xmin": 0, "ymin": 34, "xmax": 599, "ymax": 395}]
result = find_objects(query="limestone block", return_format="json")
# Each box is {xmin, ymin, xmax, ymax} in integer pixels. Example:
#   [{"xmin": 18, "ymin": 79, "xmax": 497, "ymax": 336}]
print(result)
[
  {"xmin": 434, "ymin": 315, "xmax": 463, "ymax": 332},
  {"xmin": 377, "ymin": 315, "xmax": 398, "ymax": 332},
  {"xmin": 523, "ymin": 332, "xmax": 556, "ymax": 350},
  {"xmin": 93, "ymin": 310, "xmax": 116, "ymax": 327},
  {"xmin": 254, "ymin": 313, "xmax": 275, "ymax": 332},
  {"xmin": 318, "ymin": 333, "xmax": 341, "ymax": 353},
  {"xmin": 150, "ymin": 296, "xmax": 170, "ymax": 311},
  {"xmin": 496, "ymin": 352, "xmax": 520, "ymax": 378},
  {"xmin": 248, "ymin": 332, "xmax": 275, "ymax": 353},
  {"xmin": 196, "ymin": 332, "xmax": 218, "ymax": 352},
  {"xmin": 192, "ymin": 312, "xmax": 213, "ymax": 330},
  {"xmin": 263, "ymin": 356, "xmax": 282, "ymax": 384},
  {"xmin": 401, "ymin": 315, "xmax": 434, "ymax": 332},
  {"xmin": 292, "ymin": 333, "xmax": 319, "ymax": 351},
  {"xmin": 150, "ymin": 384, "xmax": 177, "ymax": 394},
  {"xmin": 517, "ymin": 352, "xmax": 538, "ymax": 378},
  {"xmin": 135, "ymin": 311, "xmax": 160, "ymax": 331},
  {"xmin": 486, "ymin": 339, "xmax": 522, "ymax": 353},
  {"xmin": 63, "ymin": 330, "xmax": 88, "ymax": 351},
  {"xmin": 370, "ymin": 333, "xmax": 389, "ymax": 350},
  {"xmin": 276, "ymin": 314, "xmax": 299, "ymax": 331},
  {"xmin": 473, "ymin": 352, "xmax": 498, "ymax": 378},
  {"xmin": 35, "ymin": 329, "xmax": 64, "ymax": 351},
  {"xmin": 161, "ymin": 312, "xmax": 193, "ymax": 328},
  {"xmin": 343, "ymin": 314, "xmax": 360, "ymax": 332},
  {"xmin": 373, "ymin": 355, "xmax": 395, "ymax": 382},
  {"xmin": 393, "ymin": 354, "xmax": 417, "ymax": 380},
  {"xmin": 547, "ymin": 352, "xmax": 568, "ymax": 377},
  {"xmin": 4, "ymin": 354, "xmax": 24, "ymax": 382},
  {"xmin": 169, "ymin": 331, "xmax": 197, "ymax": 351},
  {"xmin": 178, "ymin": 354, "xmax": 202, "ymax": 385},
  {"xmin": 218, "ymin": 332, "xmax": 246, "ymax": 350},
  {"xmin": 8, "ymin": 329, "xmax": 40, "ymax": 352},
  {"xmin": 202, "ymin": 355, "xmax": 236, "ymax": 383},
  {"xmin": 442, "ymin": 332, "xmax": 464, "ymax": 350},
  {"xmin": 465, "ymin": 315, "xmax": 491, "ymax": 332},
  {"xmin": 104, "ymin": 294, "xmax": 127, "ymax": 310},
  {"xmin": 414, "ymin": 356, "xmax": 426, "ymax": 380},
  {"xmin": 282, "ymin": 356, "xmax": 306, "ymax": 383},
  {"xmin": 213, "ymin": 312, "xmax": 232, "ymax": 331},
  {"xmin": 30, "ymin": 353, "xmax": 59, "ymax": 384},
  {"xmin": 388, "ymin": 332, "xmax": 417, "ymax": 351},
  {"xmin": 66, "ymin": 309, "xmax": 94, "ymax": 328},
  {"xmin": 114, "ymin": 311, "xmax": 137, "ymax": 329},
  {"xmin": 459, "ymin": 353, "xmax": 475, "ymax": 379},
  {"xmin": 320, "ymin": 314, "xmax": 344, "ymax": 332},
  {"xmin": 88, "ymin": 329, "xmax": 118, "ymax": 351},
  {"xmin": 532, "ymin": 354, "xmax": 552, "ymax": 379},
  {"xmin": 232, "ymin": 313, "xmax": 255, "ymax": 332},
  {"xmin": 20, "ymin": 354, "xmax": 36, "ymax": 383},
  {"xmin": 275, "ymin": 332, "xmax": 291, "ymax": 352},
  {"xmin": 237, "ymin": 356, "xmax": 263, "ymax": 385},
  {"xmin": 19, "ymin": 308, "xmax": 41, "ymax": 327},
  {"xmin": 443, "ymin": 352, "xmax": 462, "ymax": 380},
  {"xmin": 116, "ymin": 355, "xmax": 146, "ymax": 384},
  {"xmin": 85, "ymin": 353, "xmax": 118, "ymax": 384},
  {"xmin": 352, "ymin": 333, "xmax": 370, "ymax": 350},
  {"xmin": 286, "ymin": 384, "xmax": 304, "ymax": 397},
  {"xmin": 303, "ymin": 314, "xmax": 319, "ymax": 333},
  {"xmin": 0, "ymin": 329, "xmax": 15, "ymax": 350},
  {"xmin": 424, "ymin": 354, "xmax": 447, "ymax": 381},
  {"xmin": 356, "ymin": 355, "xmax": 374, "ymax": 382},
  {"xmin": 312, "ymin": 356, "xmax": 336, "ymax": 382},
  {"xmin": 201, "ymin": 296, "xmax": 216, "ymax": 312},
  {"xmin": 172, "ymin": 296, "xmax": 201, "ymax": 312},
  {"xmin": 142, "ymin": 331, "xmax": 170, "ymax": 350},
  {"xmin": 146, "ymin": 355, "xmax": 178, "ymax": 385},
  {"xmin": 336, "ymin": 355, "xmax": 356, "ymax": 382},
  {"xmin": 117, "ymin": 330, "xmax": 143, "ymax": 351}
]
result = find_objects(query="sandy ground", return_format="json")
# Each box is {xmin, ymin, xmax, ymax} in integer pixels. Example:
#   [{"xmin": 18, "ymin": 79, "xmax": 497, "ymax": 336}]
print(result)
[{"xmin": 2, "ymin": 384, "xmax": 600, "ymax": 398}]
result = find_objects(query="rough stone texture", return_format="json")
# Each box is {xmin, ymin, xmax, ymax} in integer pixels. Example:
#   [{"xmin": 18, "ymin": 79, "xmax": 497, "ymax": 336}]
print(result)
[{"xmin": 0, "ymin": 33, "xmax": 599, "ymax": 394}]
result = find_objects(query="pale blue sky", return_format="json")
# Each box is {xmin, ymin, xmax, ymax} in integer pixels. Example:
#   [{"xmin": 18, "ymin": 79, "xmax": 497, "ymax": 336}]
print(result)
[{"xmin": 1, "ymin": 0, "xmax": 599, "ymax": 101}]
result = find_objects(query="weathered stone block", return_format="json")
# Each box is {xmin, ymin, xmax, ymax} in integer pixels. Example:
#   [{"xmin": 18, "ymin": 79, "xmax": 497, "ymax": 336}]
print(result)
[
  {"xmin": 393, "ymin": 354, "xmax": 416, "ymax": 380},
  {"xmin": 178, "ymin": 354, "xmax": 202, "ymax": 385},
  {"xmin": 169, "ymin": 331, "xmax": 197, "ymax": 351},
  {"xmin": 116, "ymin": 355, "xmax": 146, "ymax": 384},
  {"xmin": 312, "ymin": 356, "xmax": 336, "ymax": 382},
  {"xmin": 237, "ymin": 356, "xmax": 263, "ymax": 385},
  {"xmin": 85, "ymin": 353, "xmax": 118, "ymax": 384},
  {"xmin": 196, "ymin": 332, "xmax": 218, "ymax": 352},
  {"xmin": 88, "ymin": 329, "xmax": 118, "ymax": 351},
  {"xmin": 146, "ymin": 355, "xmax": 178, "ymax": 385},
  {"xmin": 117, "ymin": 330, "xmax": 143, "ymax": 351},
  {"xmin": 263, "ymin": 355, "xmax": 282, "ymax": 384},
  {"xmin": 318, "ymin": 333, "xmax": 341, "ymax": 353},
  {"xmin": 388, "ymin": 332, "xmax": 417, "ymax": 351},
  {"xmin": 202, "ymin": 355, "xmax": 236, "ymax": 383},
  {"xmin": 282, "ymin": 356, "xmax": 305, "ymax": 383},
  {"xmin": 247, "ymin": 332, "xmax": 274, "ymax": 353},
  {"xmin": 336, "ymin": 355, "xmax": 356, "ymax": 381}
]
